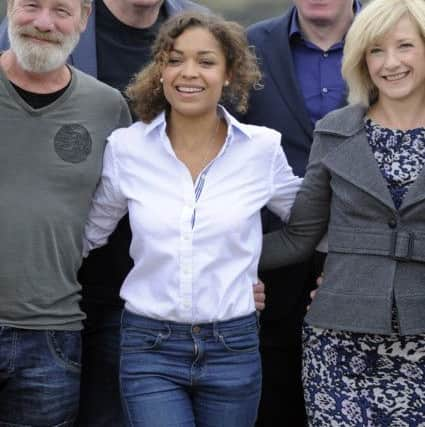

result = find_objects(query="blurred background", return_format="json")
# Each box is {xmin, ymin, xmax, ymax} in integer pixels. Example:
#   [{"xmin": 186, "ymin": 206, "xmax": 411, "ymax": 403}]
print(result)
[
  {"xmin": 197, "ymin": 0, "xmax": 291, "ymax": 26},
  {"xmin": 0, "ymin": 1, "xmax": 5, "ymax": 20},
  {"xmin": 0, "ymin": 1, "xmax": 293, "ymax": 25}
]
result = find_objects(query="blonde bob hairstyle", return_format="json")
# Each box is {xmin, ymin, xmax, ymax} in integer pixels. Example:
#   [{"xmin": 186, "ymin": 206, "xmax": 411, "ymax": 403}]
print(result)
[
  {"xmin": 342, "ymin": 0, "xmax": 425, "ymax": 107},
  {"xmin": 126, "ymin": 12, "xmax": 262, "ymax": 123}
]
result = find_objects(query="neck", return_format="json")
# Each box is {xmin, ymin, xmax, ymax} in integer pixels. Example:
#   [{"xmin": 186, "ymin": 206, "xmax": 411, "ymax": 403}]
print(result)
[
  {"xmin": 102, "ymin": 0, "xmax": 163, "ymax": 29},
  {"xmin": 0, "ymin": 50, "xmax": 70, "ymax": 93},
  {"xmin": 369, "ymin": 96, "xmax": 425, "ymax": 130},
  {"xmin": 298, "ymin": 9, "xmax": 354, "ymax": 51},
  {"xmin": 167, "ymin": 110, "xmax": 221, "ymax": 151}
]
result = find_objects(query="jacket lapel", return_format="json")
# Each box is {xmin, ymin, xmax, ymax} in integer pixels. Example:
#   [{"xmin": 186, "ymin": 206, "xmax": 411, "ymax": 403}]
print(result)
[
  {"xmin": 165, "ymin": 0, "xmax": 181, "ymax": 14},
  {"xmin": 322, "ymin": 129, "xmax": 396, "ymax": 210},
  {"xmin": 259, "ymin": 12, "xmax": 313, "ymax": 143},
  {"xmin": 400, "ymin": 164, "xmax": 425, "ymax": 210}
]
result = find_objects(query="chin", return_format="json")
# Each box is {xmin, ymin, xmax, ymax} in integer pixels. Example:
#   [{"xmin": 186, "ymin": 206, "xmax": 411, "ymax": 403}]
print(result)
[{"xmin": 172, "ymin": 104, "xmax": 214, "ymax": 119}]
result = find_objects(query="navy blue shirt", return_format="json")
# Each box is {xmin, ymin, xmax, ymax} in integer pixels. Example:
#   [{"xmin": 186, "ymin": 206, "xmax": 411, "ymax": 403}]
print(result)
[{"xmin": 289, "ymin": 1, "xmax": 361, "ymax": 126}]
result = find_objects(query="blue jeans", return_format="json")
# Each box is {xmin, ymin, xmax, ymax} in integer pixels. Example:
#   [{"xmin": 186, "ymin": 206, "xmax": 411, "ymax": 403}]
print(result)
[
  {"xmin": 77, "ymin": 302, "xmax": 124, "ymax": 427},
  {"xmin": 0, "ymin": 327, "xmax": 81, "ymax": 427},
  {"xmin": 120, "ymin": 310, "xmax": 262, "ymax": 427}
]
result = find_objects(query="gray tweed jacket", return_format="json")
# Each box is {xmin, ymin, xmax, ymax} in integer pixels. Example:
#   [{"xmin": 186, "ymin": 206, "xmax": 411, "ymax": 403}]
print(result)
[{"xmin": 261, "ymin": 103, "xmax": 425, "ymax": 336}]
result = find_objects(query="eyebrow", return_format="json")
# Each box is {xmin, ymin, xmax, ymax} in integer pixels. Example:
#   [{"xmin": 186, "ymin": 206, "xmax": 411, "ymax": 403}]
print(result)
[
  {"xmin": 171, "ymin": 49, "xmax": 218, "ymax": 56},
  {"xmin": 369, "ymin": 37, "xmax": 415, "ymax": 45}
]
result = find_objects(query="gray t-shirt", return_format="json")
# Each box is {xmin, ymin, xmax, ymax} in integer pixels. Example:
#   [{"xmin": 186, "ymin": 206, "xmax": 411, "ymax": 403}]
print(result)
[{"xmin": 0, "ymin": 65, "xmax": 131, "ymax": 330}]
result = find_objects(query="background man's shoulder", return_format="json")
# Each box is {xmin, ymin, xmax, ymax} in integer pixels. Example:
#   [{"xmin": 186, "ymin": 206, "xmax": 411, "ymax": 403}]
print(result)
[
  {"xmin": 247, "ymin": 7, "xmax": 292, "ymax": 40},
  {"xmin": 169, "ymin": 0, "xmax": 210, "ymax": 14}
]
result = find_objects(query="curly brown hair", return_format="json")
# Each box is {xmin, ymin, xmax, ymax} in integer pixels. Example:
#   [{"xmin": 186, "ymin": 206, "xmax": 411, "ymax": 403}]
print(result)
[{"xmin": 126, "ymin": 12, "xmax": 262, "ymax": 122}]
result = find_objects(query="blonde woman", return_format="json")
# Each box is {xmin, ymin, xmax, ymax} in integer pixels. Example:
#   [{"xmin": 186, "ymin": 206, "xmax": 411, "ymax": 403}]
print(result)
[{"xmin": 261, "ymin": 0, "xmax": 425, "ymax": 424}]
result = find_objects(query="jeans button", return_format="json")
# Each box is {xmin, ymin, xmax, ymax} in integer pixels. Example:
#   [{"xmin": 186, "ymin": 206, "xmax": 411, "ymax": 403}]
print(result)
[{"xmin": 192, "ymin": 325, "xmax": 201, "ymax": 334}]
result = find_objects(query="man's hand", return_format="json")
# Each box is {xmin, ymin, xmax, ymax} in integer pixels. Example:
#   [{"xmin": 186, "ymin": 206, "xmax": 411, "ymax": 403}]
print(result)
[
  {"xmin": 311, "ymin": 274, "xmax": 322, "ymax": 301},
  {"xmin": 253, "ymin": 280, "xmax": 266, "ymax": 311},
  {"xmin": 307, "ymin": 273, "xmax": 322, "ymax": 310}
]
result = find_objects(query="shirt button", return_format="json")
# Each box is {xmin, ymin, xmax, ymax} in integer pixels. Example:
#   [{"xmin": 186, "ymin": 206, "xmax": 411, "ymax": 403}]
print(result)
[
  {"xmin": 322, "ymin": 87, "xmax": 329, "ymax": 94},
  {"xmin": 323, "ymin": 52, "xmax": 329, "ymax": 57},
  {"xmin": 388, "ymin": 219, "xmax": 397, "ymax": 229},
  {"xmin": 402, "ymin": 135, "xmax": 410, "ymax": 143},
  {"xmin": 192, "ymin": 325, "xmax": 201, "ymax": 334}
]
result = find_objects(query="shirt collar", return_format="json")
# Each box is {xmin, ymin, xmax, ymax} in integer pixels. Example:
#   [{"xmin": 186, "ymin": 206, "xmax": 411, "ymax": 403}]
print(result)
[
  {"xmin": 219, "ymin": 105, "xmax": 253, "ymax": 142},
  {"xmin": 144, "ymin": 105, "xmax": 253, "ymax": 143},
  {"xmin": 289, "ymin": 0, "xmax": 362, "ymax": 41},
  {"xmin": 144, "ymin": 110, "xmax": 167, "ymax": 137}
]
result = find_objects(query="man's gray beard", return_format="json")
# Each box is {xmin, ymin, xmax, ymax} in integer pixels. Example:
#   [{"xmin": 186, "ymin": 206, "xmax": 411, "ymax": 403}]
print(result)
[{"xmin": 8, "ymin": 24, "xmax": 80, "ymax": 73}]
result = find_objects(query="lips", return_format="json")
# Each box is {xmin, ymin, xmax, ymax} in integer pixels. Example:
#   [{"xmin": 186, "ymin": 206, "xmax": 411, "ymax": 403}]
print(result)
[
  {"xmin": 24, "ymin": 35, "xmax": 58, "ymax": 44},
  {"xmin": 176, "ymin": 86, "xmax": 204, "ymax": 93},
  {"xmin": 384, "ymin": 71, "xmax": 409, "ymax": 81}
]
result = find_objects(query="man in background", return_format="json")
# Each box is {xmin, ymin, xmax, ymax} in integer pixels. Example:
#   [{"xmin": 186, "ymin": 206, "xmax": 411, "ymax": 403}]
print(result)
[
  {"xmin": 0, "ymin": 0, "xmax": 131, "ymax": 425},
  {"xmin": 242, "ymin": 1, "xmax": 360, "ymax": 425}
]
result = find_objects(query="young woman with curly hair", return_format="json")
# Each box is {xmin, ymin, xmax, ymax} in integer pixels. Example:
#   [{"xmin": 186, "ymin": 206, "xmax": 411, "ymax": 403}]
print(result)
[{"xmin": 84, "ymin": 12, "xmax": 302, "ymax": 427}]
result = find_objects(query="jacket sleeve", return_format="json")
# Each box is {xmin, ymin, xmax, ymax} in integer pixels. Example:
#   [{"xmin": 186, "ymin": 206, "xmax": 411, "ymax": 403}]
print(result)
[
  {"xmin": 0, "ymin": 17, "xmax": 10, "ymax": 51},
  {"xmin": 259, "ymin": 132, "xmax": 332, "ymax": 270}
]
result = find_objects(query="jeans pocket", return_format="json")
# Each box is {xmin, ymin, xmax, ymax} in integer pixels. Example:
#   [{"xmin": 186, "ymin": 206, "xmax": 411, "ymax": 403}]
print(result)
[
  {"xmin": 219, "ymin": 328, "xmax": 259, "ymax": 353},
  {"xmin": 121, "ymin": 327, "xmax": 166, "ymax": 353},
  {"xmin": 46, "ymin": 330, "xmax": 82, "ymax": 373}
]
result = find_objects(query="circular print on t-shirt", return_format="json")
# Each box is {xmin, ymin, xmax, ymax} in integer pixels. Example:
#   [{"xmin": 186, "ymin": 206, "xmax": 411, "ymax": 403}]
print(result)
[{"xmin": 54, "ymin": 124, "xmax": 92, "ymax": 163}]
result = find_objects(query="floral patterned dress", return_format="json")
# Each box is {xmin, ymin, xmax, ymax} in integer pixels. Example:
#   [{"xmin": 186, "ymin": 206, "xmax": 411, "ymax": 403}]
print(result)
[{"xmin": 303, "ymin": 119, "xmax": 425, "ymax": 427}]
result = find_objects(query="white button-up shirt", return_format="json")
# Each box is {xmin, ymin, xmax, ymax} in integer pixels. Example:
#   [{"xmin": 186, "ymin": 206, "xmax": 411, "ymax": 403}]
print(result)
[{"xmin": 84, "ymin": 107, "xmax": 302, "ymax": 323}]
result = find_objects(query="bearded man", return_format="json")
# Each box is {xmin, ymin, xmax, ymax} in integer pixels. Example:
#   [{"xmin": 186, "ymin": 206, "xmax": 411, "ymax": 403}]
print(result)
[{"xmin": 0, "ymin": 1, "xmax": 131, "ymax": 425}]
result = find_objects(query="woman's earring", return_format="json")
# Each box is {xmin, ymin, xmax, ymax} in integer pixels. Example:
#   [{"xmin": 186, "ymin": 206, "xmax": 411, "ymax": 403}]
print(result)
[
  {"xmin": 224, "ymin": 80, "xmax": 230, "ymax": 87},
  {"xmin": 160, "ymin": 77, "xmax": 164, "ymax": 84}
]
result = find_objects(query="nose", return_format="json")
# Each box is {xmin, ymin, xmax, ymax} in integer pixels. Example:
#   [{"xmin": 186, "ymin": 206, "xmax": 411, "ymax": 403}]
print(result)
[
  {"xmin": 181, "ymin": 59, "xmax": 198, "ymax": 78},
  {"xmin": 32, "ymin": 8, "xmax": 55, "ymax": 32},
  {"xmin": 383, "ymin": 49, "xmax": 401, "ymax": 69}
]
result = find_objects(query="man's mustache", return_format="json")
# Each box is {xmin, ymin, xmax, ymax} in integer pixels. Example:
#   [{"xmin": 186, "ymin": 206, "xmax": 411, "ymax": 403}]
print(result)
[{"xmin": 16, "ymin": 26, "xmax": 63, "ymax": 44}]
